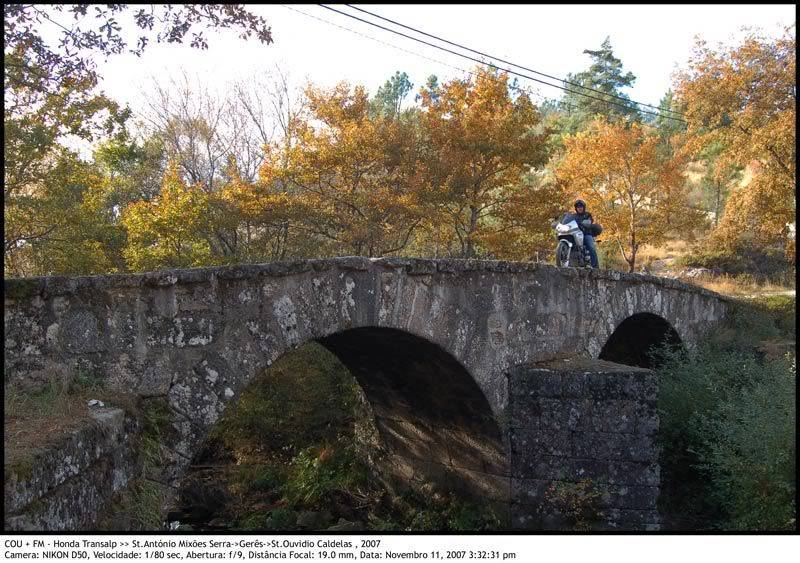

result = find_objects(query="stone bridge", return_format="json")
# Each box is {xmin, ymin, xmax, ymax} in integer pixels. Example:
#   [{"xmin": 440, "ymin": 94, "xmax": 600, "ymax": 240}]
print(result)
[{"xmin": 4, "ymin": 258, "xmax": 730, "ymax": 531}]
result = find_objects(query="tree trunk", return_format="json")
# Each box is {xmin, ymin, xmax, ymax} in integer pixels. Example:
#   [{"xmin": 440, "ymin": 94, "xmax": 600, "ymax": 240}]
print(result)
[
  {"xmin": 628, "ymin": 231, "xmax": 637, "ymax": 273},
  {"xmin": 464, "ymin": 206, "xmax": 479, "ymax": 258}
]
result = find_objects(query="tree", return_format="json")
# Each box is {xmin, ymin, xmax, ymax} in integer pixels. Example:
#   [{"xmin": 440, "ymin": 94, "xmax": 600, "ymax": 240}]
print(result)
[
  {"xmin": 93, "ymin": 135, "xmax": 166, "ymax": 207},
  {"xmin": 556, "ymin": 37, "xmax": 640, "ymax": 134},
  {"xmin": 140, "ymin": 71, "xmax": 237, "ymax": 192},
  {"xmin": 4, "ymin": 5, "xmax": 272, "ymax": 102},
  {"xmin": 370, "ymin": 71, "xmax": 413, "ymax": 119},
  {"xmin": 218, "ymin": 156, "xmax": 296, "ymax": 262},
  {"xmin": 4, "ymin": 148, "xmax": 127, "ymax": 276},
  {"xmin": 259, "ymin": 82, "xmax": 424, "ymax": 257},
  {"xmin": 651, "ymin": 89, "xmax": 687, "ymax": 159},
  {"xmin": 696, "ymin": 141, "xmax": 742, "ymax": 228},
  {"xmin": 675, "ymin": 27, "xmax": 795, "ymax": 253},
  {"xmin": 121, "ymin": 164, "xmax": 218, "ymax": 271},
  {"xmin": 418, "ymin": 67, "xmax": 550, "ymax": 258},
  {"xmin": 557, "ymin": 119, "xmax": 703, "ymax": 272},
  {"xmin": 232, "ymin": 64, "xmax": 308, "ymax": 179},
  {"xmin": 4, "ymin": 4, "xmax": 275, "ymax": 275}
]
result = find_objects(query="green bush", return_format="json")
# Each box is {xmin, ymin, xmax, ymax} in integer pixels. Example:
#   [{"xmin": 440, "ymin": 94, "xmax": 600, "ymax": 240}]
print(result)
[
  {"xmin": 210, "ymin": 342, "xmax": 360, "ymax": 454},
  {"xmin": 237, "ymin": 508, "xmax": 297, "ymax": 531},
  {"xmin": 656, "ymin": 296, "xmax": 796, "ymax": 531},
  {"xmin": 283, "ymin": 440, "xmax": 370, "ymax": 510},
  {"xmin": 701, "ymin": 356, "xmax": 795, "ymax": 530}
]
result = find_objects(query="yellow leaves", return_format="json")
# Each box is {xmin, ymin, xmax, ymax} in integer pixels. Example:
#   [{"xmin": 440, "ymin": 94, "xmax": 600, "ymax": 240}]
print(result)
[
  {"xmin": 121, "ymin": 163, "xmax": 216, "ymax": 271},
  {"xmin": 260, "ymin": 81, "xmax": 424, "ymax": 257},
  {"xmin": 675, "ymin": 27, "xmax": 795, "ymax": 251},
  {"xmin": 558, "ymin": 119, "xmax": 703, "ymax": 271},
  {"xmin": 419, "ymin": 67, "xmax": 550, "ymax": 257}
]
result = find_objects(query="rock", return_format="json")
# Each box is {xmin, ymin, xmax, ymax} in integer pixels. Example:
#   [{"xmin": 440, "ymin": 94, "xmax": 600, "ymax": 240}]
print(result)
[
  {"xmin": 649, "ymin": 258, "xmax": 674, "ymax": 271},
  {"xmin": 207, "ymin": 517, "xmax": 230, "ymax": 529},
  {"xmin": 87, "ymin": 399, "xmax": 105, "ymax": 408},
  {"xmin": 296, "ymin": 510, "xmax": 334, "ymax": 529},
  {"xmin": 679, "ymin": 267, "xmax": 720, "ymax": 279}
]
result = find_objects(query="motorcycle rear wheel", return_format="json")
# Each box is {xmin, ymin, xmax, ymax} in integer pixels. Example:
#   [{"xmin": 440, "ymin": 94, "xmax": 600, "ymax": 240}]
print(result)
[{"xmin": 555, "ymin": 240, "xmax": 571, "ymax": 267}]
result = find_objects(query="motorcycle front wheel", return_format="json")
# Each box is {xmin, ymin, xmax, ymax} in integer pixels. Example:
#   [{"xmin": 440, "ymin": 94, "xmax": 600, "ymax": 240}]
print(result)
[{"xmin": 555, "ymin": 240, "xmax": 571, "ymax": 267}]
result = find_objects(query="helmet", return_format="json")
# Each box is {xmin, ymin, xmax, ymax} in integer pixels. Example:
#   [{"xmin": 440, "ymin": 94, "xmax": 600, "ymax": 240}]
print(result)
[{"xmin": 574, "ymin": 199, "xmax": 586, "ymax": 210}]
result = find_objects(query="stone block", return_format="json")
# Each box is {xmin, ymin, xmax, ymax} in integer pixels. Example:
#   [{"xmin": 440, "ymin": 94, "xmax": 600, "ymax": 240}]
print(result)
[{"xmin": 608, "ymin": 461, "xmax": 660, "ymax": 487}]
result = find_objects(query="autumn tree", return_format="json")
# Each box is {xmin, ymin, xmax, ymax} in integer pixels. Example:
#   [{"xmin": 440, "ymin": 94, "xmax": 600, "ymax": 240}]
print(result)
[
  {"xmin": 4, "ymin": 4, "xmax": 275, "ymax": 276},
  {"xmin": 259, "ymin": 82, "xmax": 424, "ymax": 257},
  {"xmin": 218, "ymin": 157, "xmax": 296, "ymax": 262},
  {"xmin": 417, "ymin": 67, "xmax": 551, "ymax": 258},
  {"xmin": 4, "ymin": 148, "xmax": 128, "ymax": 276},
  {"xmin": 557, "ymin": 119, "xmax": 704, "ymax": 272},
  {"xmin": 121, "ymin": 164, "xmax": 219, "ymax": 271},
  {"xmin": 675, "ymin": 27, "xmax": 795, "ymax": 253}
]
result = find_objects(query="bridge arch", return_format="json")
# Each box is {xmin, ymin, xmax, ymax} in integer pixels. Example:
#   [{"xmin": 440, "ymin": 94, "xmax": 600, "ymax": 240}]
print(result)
[
  {"xmin": 599, "ymin": 312, "xmax": 683, "ymax": 368},
  {"xmin": 316, "ymin": 327, "xmax": 509, "ymax": 500},
  {"xmin": 172, "ymin": 326, "xmax": 510, "ymax": 520}
]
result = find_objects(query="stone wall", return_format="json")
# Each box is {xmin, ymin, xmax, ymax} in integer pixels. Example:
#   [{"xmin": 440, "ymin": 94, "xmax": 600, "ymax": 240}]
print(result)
[
  {"xmin": 508, "ymin": 359, "xmax": 661, "ymax": 531},
  {"xmin": 4, "ymin": 258, "xmax": 729, "ymax": 530},
  {"xmin": 4, "ymin": 408, "xmax": 140, "ymax": 531}
]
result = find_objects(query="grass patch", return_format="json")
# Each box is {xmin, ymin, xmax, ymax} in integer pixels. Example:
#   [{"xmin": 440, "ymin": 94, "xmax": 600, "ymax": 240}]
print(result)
[
  {"xmin": 693, "ymin": 274, "xmax": 795, "ymax": 297},
  {"xmin": 3, "ymin": 372, "xmax": 126, "ymax": 472}
]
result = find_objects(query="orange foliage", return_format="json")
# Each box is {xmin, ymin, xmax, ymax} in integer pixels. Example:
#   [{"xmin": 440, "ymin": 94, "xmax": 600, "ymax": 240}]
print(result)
[
  {"xmin": 418, "ymin": 68, "xmax": 552, "ymax": 258},
  {"xmin": 557, "ymin": 119, "xmax": 703, "ymax": 272},
  {"xmin": 258, "ymin": 82, "xmax": 423, "ymax": 257},
  {"xmin": 675, "ymin": 27, "xmax": 795, "ymax": 252}
]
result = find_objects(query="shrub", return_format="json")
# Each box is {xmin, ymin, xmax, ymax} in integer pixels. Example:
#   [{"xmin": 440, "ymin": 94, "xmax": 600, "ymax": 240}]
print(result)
[
  {"xmin": 210, "ymin": 342, "xmax": 360, "ymax": 455},
  {"xmin": 237, "ymin": 508, "xmax": 297, "ymax": 531},
  {"xmin": 656, "ymin": 295, "xmax": 796, "ymax": 531},
  {"xmin": 700, "ymin": 356, "xmax": 795, "ymax": 530},
  {"xmin": 678, "ymin": 243, "xmax": 793, "ymax": 282},
  {"xmin": 283, "ymin": 440, "xmax": 370, "ymax": 510},
  {"xmin": 540, "ymin": 478, "xmax": 604, "ymax": 530}
]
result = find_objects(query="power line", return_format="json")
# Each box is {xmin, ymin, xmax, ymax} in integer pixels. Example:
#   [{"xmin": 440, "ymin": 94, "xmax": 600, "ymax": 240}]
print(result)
[
  {"xmin": 279, "ymin": 4, "xmax": 545, "ymax": 102},
  {"xmin": 343, "ymin": 4, "xmax": 683, "ymax": 117},
  {"xmin": 318, "ymin": 4, "xmax": 686, "ymax": 123}
]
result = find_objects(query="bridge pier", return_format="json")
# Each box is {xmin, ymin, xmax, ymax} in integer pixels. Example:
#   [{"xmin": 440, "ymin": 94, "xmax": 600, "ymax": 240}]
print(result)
[{"xmin": 507, "ymin": 359, "xmax": 661, "ymax": 530}]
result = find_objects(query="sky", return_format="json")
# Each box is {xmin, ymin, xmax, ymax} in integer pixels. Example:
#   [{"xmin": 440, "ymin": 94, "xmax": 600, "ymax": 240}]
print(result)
[
  {"xmin": 39, "ymin": 3, "xmax": 794, "ymax": 149},
  {"xmin": 95, "ymin": 4, "xmax": 794, "ymax": 106}
]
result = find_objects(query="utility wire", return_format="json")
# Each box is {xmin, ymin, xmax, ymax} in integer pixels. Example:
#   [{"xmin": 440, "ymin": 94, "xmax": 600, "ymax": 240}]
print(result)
[
  {"xmin": 282, "ymin": 4, "xmax": 672, "ymax": 125},
  {"xmin": 318, "ymin": 4, "xmax": 686, "ymax": 123},
  {"xmin": 280, "ymin": 4, "xmax": 545, "ymax": 101},
  {"xmin": 344, "ymin": 3, "xmax": 683, "ymax": 117}
]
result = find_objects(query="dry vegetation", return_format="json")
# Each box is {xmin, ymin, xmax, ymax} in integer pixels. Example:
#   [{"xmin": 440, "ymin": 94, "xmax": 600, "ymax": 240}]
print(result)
[{"xmin": 3, "ymin": 376, "xmax": 132, "ymax": 470}]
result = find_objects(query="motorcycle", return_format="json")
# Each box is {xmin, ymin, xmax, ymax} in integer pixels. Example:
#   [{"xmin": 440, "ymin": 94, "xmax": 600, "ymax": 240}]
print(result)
[{"xmin": 552, "ymin": 214, "xmax": 599, "ymax": 268}]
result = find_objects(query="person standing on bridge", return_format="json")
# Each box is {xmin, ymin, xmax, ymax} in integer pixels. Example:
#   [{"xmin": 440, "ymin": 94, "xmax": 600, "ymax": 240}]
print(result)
[{"xmin": 572, "ymin": 199, "xmax": 600, "ymax": 269}]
